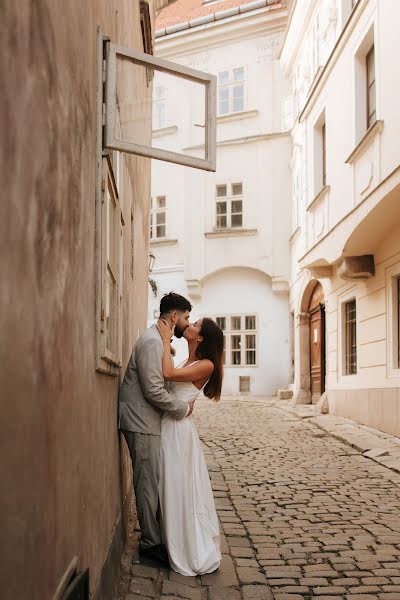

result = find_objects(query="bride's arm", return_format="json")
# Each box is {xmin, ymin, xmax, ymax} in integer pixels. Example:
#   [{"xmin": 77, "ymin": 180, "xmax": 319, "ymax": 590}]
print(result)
[
  {"xmin": 157, "ymin": 320, "xmax": 214, "ymax": 382},
  {"xmin": 162, "ymin": 340, "xmax": 213, "ymax": 382}
]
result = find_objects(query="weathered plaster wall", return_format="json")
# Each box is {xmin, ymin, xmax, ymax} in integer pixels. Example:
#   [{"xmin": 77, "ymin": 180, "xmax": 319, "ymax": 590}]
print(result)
[{"xmin": 1, "ymin": 1, "xmax": 152, "ymax": 598}]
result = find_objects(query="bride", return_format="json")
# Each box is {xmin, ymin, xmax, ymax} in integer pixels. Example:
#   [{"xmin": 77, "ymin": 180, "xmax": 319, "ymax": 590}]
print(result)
[{"xmin": 156, "ymin": 317, "xmax": 224, "ymax": 576}]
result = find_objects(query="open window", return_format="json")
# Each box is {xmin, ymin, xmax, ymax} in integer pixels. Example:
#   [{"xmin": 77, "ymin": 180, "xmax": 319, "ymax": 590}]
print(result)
[{"xmin": 103, "ymin": 39, "xmax": 216, "ymax": 171}]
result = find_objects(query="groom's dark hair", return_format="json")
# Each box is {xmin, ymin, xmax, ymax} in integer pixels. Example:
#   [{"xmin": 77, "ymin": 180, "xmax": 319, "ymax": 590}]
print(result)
[{"xmin": 159, "ymin": 292, "xmax": 192, "ymax": 316}]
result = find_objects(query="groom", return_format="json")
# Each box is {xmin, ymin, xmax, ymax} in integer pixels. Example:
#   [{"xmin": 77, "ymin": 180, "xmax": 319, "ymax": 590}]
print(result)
[{"xmin": 119, "ymin": 292, "xmax": 193, "ymax": 565}]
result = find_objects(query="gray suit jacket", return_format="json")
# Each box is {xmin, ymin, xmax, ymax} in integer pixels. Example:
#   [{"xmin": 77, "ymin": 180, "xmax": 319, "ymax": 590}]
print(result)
[{"xmin": 118, "ymin": 324, "xmax": 188, "ymax": 435}]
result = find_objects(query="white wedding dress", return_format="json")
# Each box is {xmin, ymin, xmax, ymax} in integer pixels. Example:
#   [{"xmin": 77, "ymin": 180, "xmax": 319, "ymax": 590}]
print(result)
[{"xmin": 159, "ymin": 363, "xmax": 221, "ymax": 576}]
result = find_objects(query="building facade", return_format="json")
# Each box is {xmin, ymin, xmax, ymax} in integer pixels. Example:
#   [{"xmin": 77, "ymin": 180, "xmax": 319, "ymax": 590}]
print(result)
[
  {"xmin": 149, "ymin": 0, "xmax": 292, "ymax": 396},
  {"xmin": 281, "ymin": 0, "xmax": 400, "ymax": 435},
  {"xmin": 1, "ymin": 1, "xmax": 215, "ymax": 598}
]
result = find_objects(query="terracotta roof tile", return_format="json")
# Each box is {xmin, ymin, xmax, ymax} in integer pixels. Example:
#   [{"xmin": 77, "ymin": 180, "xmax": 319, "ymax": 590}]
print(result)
[{"xmin": 156, "ymin": 0, "xmax": 279, "ymax": 31}]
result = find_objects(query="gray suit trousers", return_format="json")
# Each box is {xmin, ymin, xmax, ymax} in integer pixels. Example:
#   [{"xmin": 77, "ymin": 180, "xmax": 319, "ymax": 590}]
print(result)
[{"xmin": 122, "ymin": 430, "xmax": 161, "ymax": 549}]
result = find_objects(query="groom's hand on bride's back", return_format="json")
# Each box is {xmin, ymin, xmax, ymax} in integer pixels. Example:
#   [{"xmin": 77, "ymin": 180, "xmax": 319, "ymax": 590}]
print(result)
[{"xmin": 187, "ymin": 400, "xmax": 195, "ymax": 417}]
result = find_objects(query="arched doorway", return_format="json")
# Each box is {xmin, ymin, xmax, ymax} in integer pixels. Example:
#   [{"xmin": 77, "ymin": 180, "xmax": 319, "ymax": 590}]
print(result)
[{"xmin": 308, "ymin": 282, "xmax": 325, "ymax": 403}]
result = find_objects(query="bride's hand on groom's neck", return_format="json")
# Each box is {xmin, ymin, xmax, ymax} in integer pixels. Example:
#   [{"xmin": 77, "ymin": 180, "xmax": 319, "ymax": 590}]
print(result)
[{"xmin": 157, "ymin": 318, "xmax": 174, "ymax": 341}]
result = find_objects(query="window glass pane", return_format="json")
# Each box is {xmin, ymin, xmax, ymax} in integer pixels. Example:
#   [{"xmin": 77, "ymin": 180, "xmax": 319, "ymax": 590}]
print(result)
[
  {"xmin": 246, "ymin": 351, "xmax": 256, "ymax": 365},
  {"xmin": 222, "ymin": 334, "xmax": 226, "ymax": 365},
  {"xmin": 245, "ymin": 315, "xmax": 256, "ymax": 330},
  {"xmin": 106, "ymin": 268, "xmax": 118, "ymax": 354},
  {"xmin": 231, "ymin": 316, "xmax": 241, "ymax": 330},
  {"xmin": 156, "ymin": 224, "xmax": 166, "ymax": 238},
  {"xmin": 232, "ymin": 85, "xmax": 244, "ymax": 112},
  {"xmin": 216, "ymin": 215, "xmax": 227, "ymax": 228},
  {"xmin": 157, "ymin": 196, "xmax": 166, "ymax": 209},
  {"xmin": 345, "ymin": 299, "xmax": 357, "ymax": 375},
  {"xmin": 231, "ymin": 334, "xmax": 241, "ymax": 365},
  {"xmin": 232, "ymin": 200, "xmax": 242, "ymax": 213},
  {"xmin": 246, "ymin": 332, "xmax": 256, "ymax": 365},
  {"xmin": 216, "ymin": 201, "xmax": 227, "ymax": 214},
  {"xmin": 156, "ymin": 211, "xmax": 166, "ymax": 225},
  {"xmin": 216, "ymin": 317, "xmax": 226, "ymax": 331},
  {"xmin": 233, "ymin": 67, "xmax": 244, "ymax": 81},
  {"xmin": 231, "ymin": 214, "xmax": 242, "ymax": 227},
  {"xmin": 218, "ymin": 87, "xmax": 229, "ymax": 114},
  {"xmin": 367, "ymin": 47, "xmax": 375, "ymax": 85},
  {"xmin": 216, "ymin": 185, "xmax": 227, "ymax": 197},
  {"xmin": 218, "ymin": 71, "xmax": 229, "ymax": 85},
  {"xmin": 233, "ymin": 97, "xmax": 244, "ymax": 112},
  {"xmin": 232, "ymin": 183, "xmax": 243, "ymax": 196},
  {"xmin": 107, "ymin": 179, "xmax": 117, "ymax": 276}
]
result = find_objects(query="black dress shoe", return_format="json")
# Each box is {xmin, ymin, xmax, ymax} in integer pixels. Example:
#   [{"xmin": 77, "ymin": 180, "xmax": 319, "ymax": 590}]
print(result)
[{"xmin": 139, "ymin": 544, "xmax": 170, "ymax": 566}]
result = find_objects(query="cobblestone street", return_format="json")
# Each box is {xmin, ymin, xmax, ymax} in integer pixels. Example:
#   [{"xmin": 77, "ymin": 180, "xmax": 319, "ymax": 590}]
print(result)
[{"xmin": 117, "ymin": 397, "xmax": 400, "ymax": 600}]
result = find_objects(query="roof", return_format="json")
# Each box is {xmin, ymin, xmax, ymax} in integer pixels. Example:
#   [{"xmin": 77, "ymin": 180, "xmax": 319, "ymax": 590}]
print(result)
[{"xmin": 156, "ymin": 0, "xmax": 282, "ymax": 32}]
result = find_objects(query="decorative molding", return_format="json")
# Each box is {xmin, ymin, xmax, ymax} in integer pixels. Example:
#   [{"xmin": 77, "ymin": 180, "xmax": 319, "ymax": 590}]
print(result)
[
  {"xmin": 152, "ymin": 125, "xmax": 178, "ymax": 139},
  {"xmin": 289, "ymin": 225, "xmax": 301, "ymax": 243},
  {"xmin": 256, "ymin": 34, "xmax": 281, "ymax": 62},
  {"xmin": 345, "ymin": 120, "xmax": 384, "ymax": 165},
  {"xmin": 272, "ymin": 277, "xmax": 289, "ymax": 294},
  {"xmin": 217, "ymin": 109, "xmax": 259, "ymax": 124},
  {"xmin": 307, "ymin": 185, "xmax": 330, "ymax": 212},
  {"xmin": 337, "ymin": 255, "xmax": 375, "ymax": 281},
  {"xmin": 205, "ymin": 228, "xmax": 258, "ymax": 239},
  {"xmin": 184, "ymin": 130, "xmax": 289, "ymax": 151},
  {"xmin": 307, "ymin": 265, "xmax": 333, "ymax": 279},
  {"xmin": 186, "ymin": 279, "xmax": 202, "ymax": 299},
  {"xmin": 149, "ymin": 237, "xmax": 178, "ymax": 247}
]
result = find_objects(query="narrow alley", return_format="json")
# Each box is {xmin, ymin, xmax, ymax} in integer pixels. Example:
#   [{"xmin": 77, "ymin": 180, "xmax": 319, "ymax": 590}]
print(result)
[{"xmin": 117, "ymin": 397, "xmax": 400, "ymax": 600}]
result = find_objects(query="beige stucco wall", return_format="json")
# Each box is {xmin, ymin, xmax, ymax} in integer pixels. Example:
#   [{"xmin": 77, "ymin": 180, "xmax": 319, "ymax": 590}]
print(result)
[{"xmin": 1, "ymin": 1, "xmax": 153, "ymax": 598}]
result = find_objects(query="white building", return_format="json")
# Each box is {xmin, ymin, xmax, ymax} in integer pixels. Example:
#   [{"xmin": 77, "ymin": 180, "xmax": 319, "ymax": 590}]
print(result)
[
  {"xmin": 281, "ymin": 0, "xmax": 400, "ymax": 436},
  {"xmin": 148, "ymin": 0, "xmax": 292, "ymax": 396}
]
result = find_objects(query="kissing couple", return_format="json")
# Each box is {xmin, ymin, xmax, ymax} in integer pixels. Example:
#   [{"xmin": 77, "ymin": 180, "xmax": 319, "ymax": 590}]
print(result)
[{"xmin": 118, "ymin": 292, "xmax": 224, "ymax": 576}]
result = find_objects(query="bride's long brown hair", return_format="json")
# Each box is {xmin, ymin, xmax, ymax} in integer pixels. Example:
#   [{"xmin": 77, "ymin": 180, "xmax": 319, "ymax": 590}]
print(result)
[{"xmin": 195, "ymin": 318, "xmax": 224, "ymax": 401}]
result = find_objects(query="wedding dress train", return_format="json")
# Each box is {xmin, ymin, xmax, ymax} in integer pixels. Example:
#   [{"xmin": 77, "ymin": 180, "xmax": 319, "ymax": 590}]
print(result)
[{"xmin": 159, "ymin": 365, "xmax": 221, "ymax": 576}]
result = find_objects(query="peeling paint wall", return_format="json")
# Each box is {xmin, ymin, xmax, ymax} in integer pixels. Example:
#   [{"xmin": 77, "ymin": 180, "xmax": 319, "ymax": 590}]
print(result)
[{"xmin": 1, "ymin": 1, "xmax": 154, "ymax": 598}]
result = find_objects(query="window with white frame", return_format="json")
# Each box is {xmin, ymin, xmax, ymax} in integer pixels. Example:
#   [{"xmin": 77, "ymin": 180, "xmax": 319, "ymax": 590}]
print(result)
[
  {"xmin": 153, "ymin": 85, "xmax": 167, "ymax": 130},
  {"xmin": 215, "ymin": 315, "xmax": 257, "ymax": 366},
  {"xmin": 366, "ymin": 45, "xmax": 376, "ymax": 129},
  {"xmin": 150, "ymin": 195, "xmax": 166, "ymax": 239},
  {"xmin": 98, "ymin": 156, "xmax": 123, "ymax": 371},
  {"xmin": 386, "ymin": 264, "xmax": 400, "ymax": 376},
  {"xmin": 313, "ymin": 110, "xmax": 326, "ymax": 196},
  {"xmin": 218, "ymin": 68, "xmax": 245, "ymax": 115},
  {"xmin": 343, "ymin": 298, "xmax": 357, "ymax": 375},
  {"xmin": 354, "ymin": 25, "xmax": 376, "ymax": 143},
  {"xmin": 215, "ymin": 183, "xmax": 243, "ymax": 229}
]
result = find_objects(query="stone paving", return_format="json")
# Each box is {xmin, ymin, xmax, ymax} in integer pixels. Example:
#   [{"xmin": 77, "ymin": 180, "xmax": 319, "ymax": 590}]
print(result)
[{"xmin": 116, "ymin": 397, "xmax": 400, "ymax": 600}]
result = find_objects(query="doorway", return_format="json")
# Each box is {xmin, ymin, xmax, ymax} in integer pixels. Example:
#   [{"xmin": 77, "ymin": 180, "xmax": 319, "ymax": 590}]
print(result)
[{"xmin": 308, "ymin": 282, "xmax": 325, "ymax": 403}]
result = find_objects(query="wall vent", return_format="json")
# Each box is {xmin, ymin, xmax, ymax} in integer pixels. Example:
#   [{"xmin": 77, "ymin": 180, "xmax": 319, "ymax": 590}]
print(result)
[{"xmin": 239, "ymin": 376, "xmax": 250, "ymax": 393}]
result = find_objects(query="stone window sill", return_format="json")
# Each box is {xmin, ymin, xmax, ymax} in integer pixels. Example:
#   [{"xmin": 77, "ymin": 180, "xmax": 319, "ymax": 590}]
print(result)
[
  {"xmin": 345, "ymin": 120, "xmax": 384, "ymax": 164},
  {"xmin": 217, "ymin": 109, "xmax": 258, "ymax": 124},
  {"xmin": 205, "ymin": 228, "xmax": 258, "ymax": 239},
  {"xmin": 307, "ymin": 185, "xmax": 330, "ymax": 212},
  {"xmin": 149, "ymin": 237, "xmax": 178, "ymax": 247}
]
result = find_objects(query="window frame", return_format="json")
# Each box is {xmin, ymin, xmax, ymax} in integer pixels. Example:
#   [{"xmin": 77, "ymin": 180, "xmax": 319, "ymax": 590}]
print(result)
[
  {"xmin": 150, "ymin": 195, "xmax": 167, "ymax": 240},
  {"xmin": 215, "ymin": 182, "xmax": 243, "ymax": 230},
  {"xmin": 217, "ymin": 67, "xmax": 246, "ymax": 116},
  {"xmin": 97, "ymin": 156, "xmax": 124, "ymax": 374},
  {"xmin": 386, "ymin": 262, "xmax": 400, "ymax": 378},
  {"xmin": 366, "ymin": 45, "xmax": 376, "ymax": 129},
  {"xmin": 341, "ymin": 297, "xmax": 357, "ymax": 376},
  {"xmin": 215, "ymin": 314, "xmax": 257, "ymax": 367},
  {"xmin": 104, "ymin": 41, "xmax": 216, "ymax": 172},
  {"xmin": 312, "ymin": 109, "xmax": 327, "ymax": 197}
]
